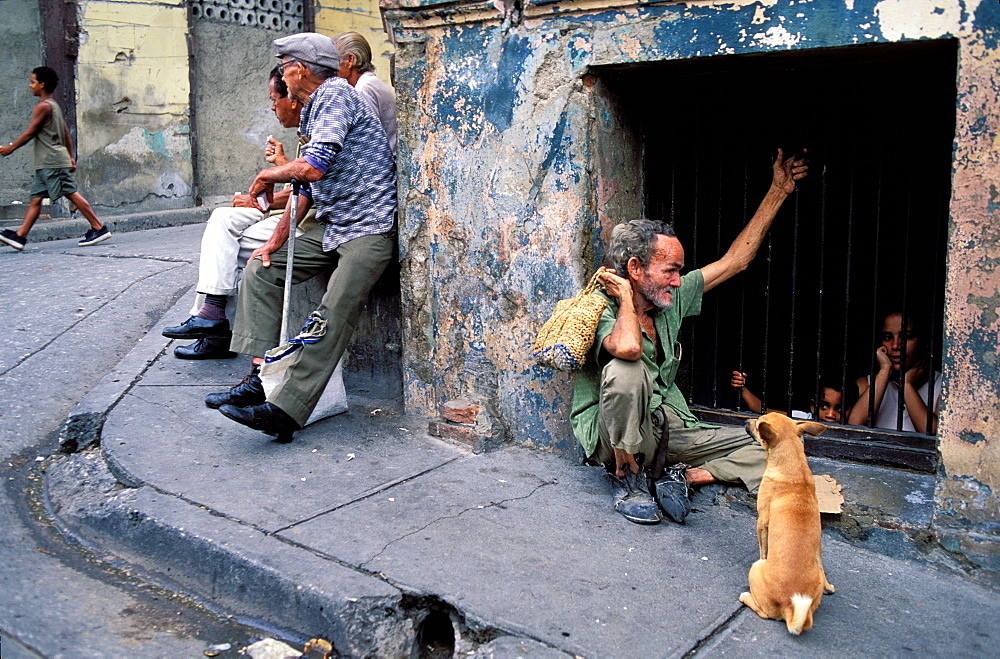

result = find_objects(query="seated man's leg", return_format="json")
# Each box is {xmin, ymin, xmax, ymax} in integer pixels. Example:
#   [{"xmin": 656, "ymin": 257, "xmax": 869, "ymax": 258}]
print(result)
[
  {"xmin": 169, "ymin": 207, "xmax": 267, "ymax": 359},
  {"xmin": 208, "ymin": 228, "xmax": 339, "ymax": 416},
  {"xmin": 190, "ymin": 207, "xmax": 266, "ymax": 315},
  {"xmin": 591, "ymin": 358, "xmax": 663, "ymax": 524},
  {"xmin": 592, "ymin": 358, "xmax": 658, "ymax": 466},
  {"xmin": 266, "ymin": 229, "xmax": 395, "ymax": 427},
  {"xmin": 229, "ymin": 226, "xmax": 334, "ymax": 359},
  {"xmin": 663, "ymin": 408, "xmax": 766, "ymax": 492}
]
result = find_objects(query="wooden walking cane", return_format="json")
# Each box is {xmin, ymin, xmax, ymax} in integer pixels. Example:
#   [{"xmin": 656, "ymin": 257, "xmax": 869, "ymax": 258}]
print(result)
[{"xmin": 279, "ymin": 180, "xmax": 299, "ymax": 345}]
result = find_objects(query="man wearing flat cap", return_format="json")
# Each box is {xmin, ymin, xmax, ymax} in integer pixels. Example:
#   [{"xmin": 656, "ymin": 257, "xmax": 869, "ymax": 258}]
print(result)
[{"xmin": 206, "ymin": 32, "xmax": 397, "ymax": 440}]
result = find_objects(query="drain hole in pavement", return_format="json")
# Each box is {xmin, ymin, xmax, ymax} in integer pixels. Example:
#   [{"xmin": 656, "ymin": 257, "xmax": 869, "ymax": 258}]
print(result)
[{"xmin": 416, "ymin": 609, "xmax": 455, "ymax": 658}]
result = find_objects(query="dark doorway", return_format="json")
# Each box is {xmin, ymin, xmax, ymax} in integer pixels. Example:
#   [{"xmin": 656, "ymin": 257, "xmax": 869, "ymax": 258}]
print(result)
[
  {"xmin": 596, "ymin": 40, "xmax": 956, "ymax": 469},
  {"xmin": 39, "ymin": 0, "xmax": 79, "ymax": 145}
]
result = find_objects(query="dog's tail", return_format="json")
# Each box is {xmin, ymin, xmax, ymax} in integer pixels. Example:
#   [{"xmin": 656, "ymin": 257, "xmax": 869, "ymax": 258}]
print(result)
[{"xmin": 784, "ymin": 594, "xmax": 814, "ymax": 635}]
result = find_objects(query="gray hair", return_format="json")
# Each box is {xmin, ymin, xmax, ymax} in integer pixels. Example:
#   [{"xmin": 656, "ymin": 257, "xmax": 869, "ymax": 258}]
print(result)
[
  {"xmin": 300, "ymin": 61, "xmax": 338, "ymax": 81},
  {"xmin": 334, "ymin": 31, "xmax": 375, "ymax": 74},
  {"xmin": 608, "ymin": 219, "xmax": 677, "ymax": 274}
]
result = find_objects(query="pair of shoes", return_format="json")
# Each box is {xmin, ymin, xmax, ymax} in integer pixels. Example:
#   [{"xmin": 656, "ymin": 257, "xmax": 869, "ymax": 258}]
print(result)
[
  {"xmin": 174, "ymin": 338, "xmax": 236, "ymax": 360},
  {"xmin": 650, "ymin": 464, "xmax": 692, "ymax": 523},
  {"xmin": 78, "ymin": 226, "xmax": 112, "ymax": 246},
  {"xmin": 607, "ymin": 467, "xmax": 662, "ymax": 524},
  {"xmin": 205, "ymin": 366, "xmax": 265, "ymax": 409},
  {"xmin": 219, "ymin": 401, "xmax": 299, "ymax": 441},
  {"xmin": 0, "ymin": 229, "xmax": 26, "ymax": 251},
  {"xmin": 163, "ymin": 316, "xmax": 231, "ymax": 340}
]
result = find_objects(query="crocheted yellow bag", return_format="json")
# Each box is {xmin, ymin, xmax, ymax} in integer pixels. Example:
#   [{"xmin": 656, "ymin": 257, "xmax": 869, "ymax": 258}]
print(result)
[{"xmin": 533, "ymin": 269, "xmax": 607, "ymax": 371}]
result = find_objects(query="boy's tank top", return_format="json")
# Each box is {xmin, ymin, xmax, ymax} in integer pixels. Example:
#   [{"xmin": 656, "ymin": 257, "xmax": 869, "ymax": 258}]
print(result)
[{"xmin": 34, "ymin": 99, "xmax": 73, "ymax": 170}]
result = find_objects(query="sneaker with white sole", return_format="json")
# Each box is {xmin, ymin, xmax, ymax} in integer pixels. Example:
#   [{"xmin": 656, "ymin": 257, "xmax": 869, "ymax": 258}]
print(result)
[
  {"xmin": 78, "ymin": 226, "xmax": 111, "ymax": 246},
  {"xmin": 0, "ymin": 229, "xmax": 26, "ymax": 251}
]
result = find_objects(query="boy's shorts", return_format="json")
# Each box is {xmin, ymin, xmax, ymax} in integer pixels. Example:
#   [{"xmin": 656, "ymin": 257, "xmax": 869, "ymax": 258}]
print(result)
[{"xmin": 31, "ymin": 168, "xmax": 78, "ymax": 201}]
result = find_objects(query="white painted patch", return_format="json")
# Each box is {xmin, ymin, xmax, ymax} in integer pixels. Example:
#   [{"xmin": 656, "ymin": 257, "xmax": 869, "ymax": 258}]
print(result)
[
  {"xmin": 846, "ymin": 0, "xmax": 855, "ymax": 10},
  {"xmin": 104, "ymin": 126, "xmax": 152, "ymax": 157},
  {"xmin": 874, "ymin": 0, "xmax": 979, "ymax": 41},
  {"xmin": 685, "ymin": 0, "xmax": 778, "ymax": 9},
  {"xmin": 153, "ymin": 172, "xmax": 190, "ymax": 198},
  {"xmin": 754, "ymin": 24, "xmax": 802, "ymax": 48},
  {"xmin": 103, "ymin": 125, "xmax": 188, "ymax": 158},
  {"xmin": 905, "ymin": 490, "xmax": 933, "ymax": 504}
]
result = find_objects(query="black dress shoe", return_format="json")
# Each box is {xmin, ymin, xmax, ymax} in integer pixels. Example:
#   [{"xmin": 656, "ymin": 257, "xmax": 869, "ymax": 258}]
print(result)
[
  {"xmin": 219, "ymin": 402, "xmax": 299, "ymax": 441},
  {"xmin": 205, "ymin": 368, "xmax": 265, "ymax": 409},
  {"xmin": 174, "ymin": 338, "xmax": 237, "ymax": 360},
  {"xmin": 162, "ymin": 316, "xmax": 231, "ymax": 339}
]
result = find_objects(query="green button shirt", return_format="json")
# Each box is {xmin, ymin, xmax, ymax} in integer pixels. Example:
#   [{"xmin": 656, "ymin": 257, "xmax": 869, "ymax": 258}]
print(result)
[{"xmin": 570, "ymin": 269, "xmax": 715, "ymax": 458}]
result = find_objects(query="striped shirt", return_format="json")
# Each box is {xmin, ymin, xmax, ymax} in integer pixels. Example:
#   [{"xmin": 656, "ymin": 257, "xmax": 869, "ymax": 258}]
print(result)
[{"xmin": 299, "ymin": 77, "xmax": 396, "ymax": 252}]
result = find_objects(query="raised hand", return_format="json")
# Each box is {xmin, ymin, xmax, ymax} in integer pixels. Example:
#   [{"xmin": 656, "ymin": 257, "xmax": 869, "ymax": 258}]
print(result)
[{"xmin": 772, "ymin": 148, "xmax": 809, "ymax": 195}]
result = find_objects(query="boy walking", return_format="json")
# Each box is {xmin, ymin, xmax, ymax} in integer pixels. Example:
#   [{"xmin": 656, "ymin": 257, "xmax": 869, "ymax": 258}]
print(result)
[{"xmin": 0, "ymin": 66, "xmax": 110, "ymax": 250}]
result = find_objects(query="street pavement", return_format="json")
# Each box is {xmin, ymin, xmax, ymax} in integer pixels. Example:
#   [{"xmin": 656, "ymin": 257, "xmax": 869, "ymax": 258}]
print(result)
[
  {"xmin": 35, "ymin": 224, "xmax": 1000, "ymax": 656},
  {"xmin": 0, "ymin": 221, "xmax": 279, "ymax": 657}
]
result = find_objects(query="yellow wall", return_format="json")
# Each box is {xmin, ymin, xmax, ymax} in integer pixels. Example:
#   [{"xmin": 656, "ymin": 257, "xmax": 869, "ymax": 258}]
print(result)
[
  {"xmin": 314, "ymin": 0, "xmax": 396, "ymax": 85},
  {"xmin": 75, "ymin": 0, "xmax": 193, "ymax": 209}
]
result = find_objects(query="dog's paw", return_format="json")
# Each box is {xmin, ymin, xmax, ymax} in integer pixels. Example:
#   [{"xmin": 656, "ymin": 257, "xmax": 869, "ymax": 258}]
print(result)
[{"xmin": 825, "ymin": 582, "xmax": 836, "ymax": 594}]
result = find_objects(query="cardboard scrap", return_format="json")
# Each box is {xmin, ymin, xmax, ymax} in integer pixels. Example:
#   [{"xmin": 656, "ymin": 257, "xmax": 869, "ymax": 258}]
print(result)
[{"xmin": 813, "ymin": 474, "xmax": 844, "ymax": 514}]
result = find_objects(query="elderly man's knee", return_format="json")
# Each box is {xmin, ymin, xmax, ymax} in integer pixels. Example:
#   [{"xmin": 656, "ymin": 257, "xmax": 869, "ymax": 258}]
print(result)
[
  {"xmin": 600, "ymin": 358, "xmax": 648, "ymax": 402},
  {"xmin": 602, "ymin": 358, "xmax": 645, "ymax": 385}
]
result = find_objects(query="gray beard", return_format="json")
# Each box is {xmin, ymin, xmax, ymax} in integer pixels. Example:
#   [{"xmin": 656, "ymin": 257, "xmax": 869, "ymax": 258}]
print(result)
[{"xmin": 639, "ymin": 282, "xmax": 676, "ymax": 310}]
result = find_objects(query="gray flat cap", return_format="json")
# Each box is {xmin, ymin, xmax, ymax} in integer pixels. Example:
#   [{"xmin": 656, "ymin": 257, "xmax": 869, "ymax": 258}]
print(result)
[{"xmin": 274, "ymin": 32, "xmax": 340, "ymax": 70}]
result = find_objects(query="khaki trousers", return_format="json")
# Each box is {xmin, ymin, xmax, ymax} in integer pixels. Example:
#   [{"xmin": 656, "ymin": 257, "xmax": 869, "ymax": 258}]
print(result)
[
  {"xmin": 589, "ymin": 358, "xmax": 765, "ymax": 491},
  {"xmin": 230, "ymin": 226, "xmax": 395, "ymax": 426}
]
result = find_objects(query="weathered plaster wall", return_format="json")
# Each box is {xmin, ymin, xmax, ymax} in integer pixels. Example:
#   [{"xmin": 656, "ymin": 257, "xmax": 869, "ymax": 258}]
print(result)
[
  {"xmin": 933, "ymin": 0, "xmax": 1000, "ymax": 577},
  {"xmin": 315, "ymin": 0, "xmax": 396, "ymax": 84},
  {"xmin": 0, "ymin": 0, "xmax": 44, "ymax": 204},
  {"xmin": 191, "ymin": 20, "xmax": 296, "ymax": 201},
  {"xmin": 383, "ymin": 0, "xmax": 1000, "ymax": 574},
  {"xmin": 76, "ymin": 0, "xmax": 193, "ymax": 213}
]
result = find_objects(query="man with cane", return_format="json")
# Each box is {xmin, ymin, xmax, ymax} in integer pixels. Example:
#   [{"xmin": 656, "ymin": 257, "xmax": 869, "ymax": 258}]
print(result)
[{"xmin": 206, "ymin": 32, "xmax": 396, "ymax": 441}]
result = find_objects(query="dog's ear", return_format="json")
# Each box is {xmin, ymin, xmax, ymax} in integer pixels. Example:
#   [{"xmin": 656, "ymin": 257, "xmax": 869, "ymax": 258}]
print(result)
[
  {"xmin": 796, "ymin": 420, "xmax": 827, "ymax": 437},
  {"xmin": 755, "ymin": 418, "xmax": 778, "ymax": 446}
]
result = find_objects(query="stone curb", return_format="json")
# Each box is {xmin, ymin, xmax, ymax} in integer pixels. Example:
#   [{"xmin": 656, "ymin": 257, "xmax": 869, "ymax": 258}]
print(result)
[
  {"xmin": 45, "ymin": 450, "xmax": 417, "ymax": 657},
  {"xmin": 58, "ymin": 292, "xmax": 187, "ymax": 454},
  {"xmin": 8, "ymin": 207, "xmax": 209, "ymax": 244}
]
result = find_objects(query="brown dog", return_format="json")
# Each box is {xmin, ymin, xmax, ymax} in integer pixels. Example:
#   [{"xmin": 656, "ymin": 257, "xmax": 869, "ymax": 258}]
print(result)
[{"xmin": 740, "ymin": 413, "xmax": 835, "ymax": 635}]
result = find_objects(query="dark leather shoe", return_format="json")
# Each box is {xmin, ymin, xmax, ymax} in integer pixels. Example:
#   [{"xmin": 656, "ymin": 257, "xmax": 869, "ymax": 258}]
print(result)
[
  {"xmin": 650, "ymin": 465, "xmax": 692, "ymax": 524},
  {"xmin": 205, "ymin": 369, "xmax": 265, "ymax": 409},
  {"xmin": 162, "ymin": 316, "xmax": 231, "ymax": 339},
  {"xmin": 174, "ymin": 338, "xmax": 236, "ymax": 360},
  {"xmin": 219, "ymin": 402, "xmax": 299, "ymax": 441},
  {"xmin": 606, "ymin": 468, "xmax": 662, "ymax": 525}
]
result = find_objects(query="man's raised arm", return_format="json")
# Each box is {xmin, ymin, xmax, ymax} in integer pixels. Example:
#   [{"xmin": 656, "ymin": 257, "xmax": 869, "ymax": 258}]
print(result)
[{"xmin": 700, "ymin": 148, "xmax": 808, "ymax": 292}]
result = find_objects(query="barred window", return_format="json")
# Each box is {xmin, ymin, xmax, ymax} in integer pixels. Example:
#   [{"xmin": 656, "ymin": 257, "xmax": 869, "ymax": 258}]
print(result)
[{"xmin": 594, "ymin": 39, "xmax": 956, "ymax": 472}]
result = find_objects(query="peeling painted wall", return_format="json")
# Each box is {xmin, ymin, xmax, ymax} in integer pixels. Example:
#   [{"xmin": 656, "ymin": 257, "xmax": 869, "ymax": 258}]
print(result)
[
  {"xmin": 0, "ymin": 0, "xmax": 45, "ymax": 205},
  {"xmin": 382, "ymin": 0, "xmax": 1000, "ymax": 574},
  {"xmin": 76, "ymin": 0, "xmax": 193, "ymax": 212}
]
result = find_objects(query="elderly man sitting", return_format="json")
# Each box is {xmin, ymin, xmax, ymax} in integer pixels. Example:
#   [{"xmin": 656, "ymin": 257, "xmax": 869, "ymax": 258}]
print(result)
[
  {"xmin": 205, "ymin": 32, "xmax": 396, "ymax": 441},
  {"xmin": 571, "ymin": 150, "xmax": 808, "ymax": 524}
]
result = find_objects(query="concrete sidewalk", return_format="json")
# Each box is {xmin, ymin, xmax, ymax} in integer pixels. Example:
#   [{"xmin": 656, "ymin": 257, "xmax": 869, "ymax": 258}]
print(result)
[{"xmin": 45, "ymin": 295, "xmax": 999, "ymax": 657}]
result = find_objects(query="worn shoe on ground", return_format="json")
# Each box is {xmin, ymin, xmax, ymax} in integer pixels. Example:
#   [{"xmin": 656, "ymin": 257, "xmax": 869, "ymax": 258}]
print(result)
[
  {"xmin": 650, "ymin": 464, "xmax": 692, "ymax": 523},
  {"xmin": 204, "ymin": 368, "xmax": 264, "ymax": 408},
  {"xmin": 174, "ymin": 337, "xmax": 236, "ymax": 360},
  {"xmin": 78, "ymin": 226, "xmax": 111, "ymax": 246},
  {"xmin": 606, "ymin": 468, "xmax": 662, "ymax": 525},
  {"xmin": 0, "ymin": 229, "xmax": 26, "ymax": 251},
  {"xmin": 163, "ymin": 315, "xmax": 231, "ymax": 339},
  {"xmin": 219, "ymin": 401, "xmax": 299, "ymax": 441}
]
